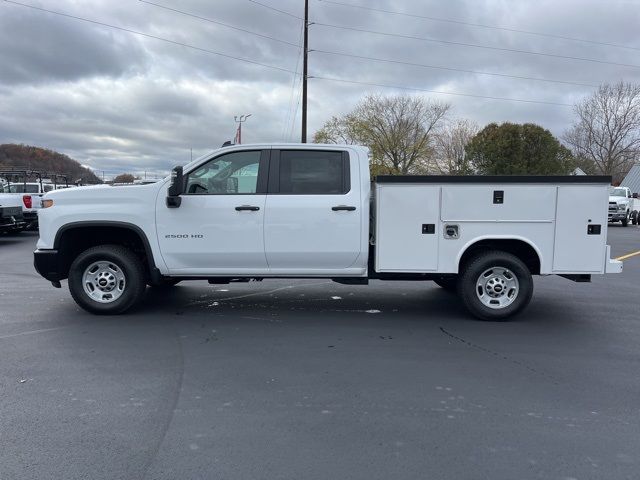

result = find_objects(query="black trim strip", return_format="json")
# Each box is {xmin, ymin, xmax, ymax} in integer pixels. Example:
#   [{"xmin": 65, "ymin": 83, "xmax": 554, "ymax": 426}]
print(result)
[
  {"xmin": 375, "ymin": 175, "xmax": 612, "ymax": 184},
  {"xmin": 53, "ymin": 221, "xmax": 158, "ymax": 279}
]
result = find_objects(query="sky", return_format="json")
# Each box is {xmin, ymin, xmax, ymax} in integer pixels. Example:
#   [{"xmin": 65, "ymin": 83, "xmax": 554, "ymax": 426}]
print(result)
[{"xmin": 0, "ymin": 0, "xmax": 639, "ymax": 179}]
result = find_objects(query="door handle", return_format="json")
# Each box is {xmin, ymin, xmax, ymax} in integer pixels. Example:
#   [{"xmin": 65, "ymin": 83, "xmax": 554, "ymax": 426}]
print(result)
[
  {"xmin": 332, "ymin": 205, "xmax": 356, "ymax": 211},
  {"xmin": 235, "ymin": 205, "xmax": 260, "ymax": 211}
]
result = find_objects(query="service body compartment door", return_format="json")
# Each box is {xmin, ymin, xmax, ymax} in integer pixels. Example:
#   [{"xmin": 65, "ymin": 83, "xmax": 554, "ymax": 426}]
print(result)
[
  {"xmin": 375, "ymin": 184, "xmax": 440, "ymax": 272},
  {"xmin": 553, "ymin": 185, "xmax": 608, "ymax": 273},
  {"xmin": 441, "ymin": 185, "xmax": 556, "ymax": 222}
]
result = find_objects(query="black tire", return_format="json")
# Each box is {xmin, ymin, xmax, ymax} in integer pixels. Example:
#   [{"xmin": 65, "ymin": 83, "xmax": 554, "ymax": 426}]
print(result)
[
  {"xmin": 433, "ymin": 276, "xmax": 458, "ymax": 292},
  {"xmin": 147, "ymin": 277, "xmax": 182, "ymax": 288},
  {"xmin": 68, "ymin": 245, "xmax": 146, "ymax": 315},
  {"xmin": 622, "ymin": 211, "xmax": 629, "ymax": 227},
  {"xmin": 632, "ymin": 211, "xmax": 638, "ymax": 225},
  {"xmin": 458, "ymin": 251, "xmax": 533, "ymax": 321}
]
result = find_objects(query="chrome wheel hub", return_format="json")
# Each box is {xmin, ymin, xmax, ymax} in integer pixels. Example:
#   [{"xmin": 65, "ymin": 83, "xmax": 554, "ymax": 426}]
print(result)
[
  {"xmin": 82, "ymin": 261, "xmax": 126, "ymax": 303},
  {"xmin": 476, "ymin": 266, "xmax": 519, "ymax": 309}
]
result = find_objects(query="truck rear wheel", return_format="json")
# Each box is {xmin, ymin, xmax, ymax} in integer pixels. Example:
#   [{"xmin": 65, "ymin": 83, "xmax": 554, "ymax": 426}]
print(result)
[
  {"xmin": 458, "ymin": 251, "xmax": 533, "ymax": 321},
  {"xmin": 631, "ymin": 211, "xmax": 638, "ymax": 225},
  {"xmin": 68, "ymin": 245, "xmax": 146, "ymax": 315}
]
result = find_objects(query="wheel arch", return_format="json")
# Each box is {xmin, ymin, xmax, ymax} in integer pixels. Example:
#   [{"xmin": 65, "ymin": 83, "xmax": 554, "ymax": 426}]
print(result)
[
  {"xmin": 53, "ymin": 221, "xmax": 161, "ymax": 281},
  {"xmin": 456, "ymin": 236, "xmax": 543, "ymax": 275}
]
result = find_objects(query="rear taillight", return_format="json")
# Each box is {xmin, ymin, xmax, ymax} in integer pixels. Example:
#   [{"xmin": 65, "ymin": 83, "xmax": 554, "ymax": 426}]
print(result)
[{"xmin": 23, "ymin": 195, "xmax": 32, "ymax": 208}]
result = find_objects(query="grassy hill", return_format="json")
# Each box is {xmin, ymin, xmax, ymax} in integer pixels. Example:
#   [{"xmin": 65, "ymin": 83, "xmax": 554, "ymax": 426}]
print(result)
[{"xmin": 0, "ymin": 144, "xmax": 102, "ymax": 184}]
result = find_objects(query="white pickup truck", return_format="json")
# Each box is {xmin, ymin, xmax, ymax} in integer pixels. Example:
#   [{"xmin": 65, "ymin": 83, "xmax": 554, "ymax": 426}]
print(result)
[
  {"xmin": 608, "ymin": 186, "xmax": 640, "ymax": 226},
  {"xmin": 34, "ymin": 144, "xmax": 622, "ymax": 320},
  {"xmin": 0, "ymin": 179, "xmax": 45, "ymax": 229}
]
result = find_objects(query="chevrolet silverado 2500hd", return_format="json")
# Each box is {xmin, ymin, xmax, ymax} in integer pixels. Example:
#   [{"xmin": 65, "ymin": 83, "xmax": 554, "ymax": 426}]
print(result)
[{"xmin": 34, "ymin": 144, "xmax": 622, "ymax": 320}]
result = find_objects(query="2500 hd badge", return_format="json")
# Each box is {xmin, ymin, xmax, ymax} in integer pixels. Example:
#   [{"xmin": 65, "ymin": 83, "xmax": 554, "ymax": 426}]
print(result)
[{"xmin": 165, "ymin": 234, "xmax": 204, "ymax": 239}]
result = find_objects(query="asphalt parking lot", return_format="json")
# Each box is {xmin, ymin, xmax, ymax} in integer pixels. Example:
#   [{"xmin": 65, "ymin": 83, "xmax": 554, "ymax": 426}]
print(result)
[{"xmin": 1, "ymin": 227, "xmax": 639, "ymax": 480}]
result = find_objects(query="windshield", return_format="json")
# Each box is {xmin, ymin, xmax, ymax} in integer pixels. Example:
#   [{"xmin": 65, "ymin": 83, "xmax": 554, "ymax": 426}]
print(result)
[
  {"xmin": 610, "ymin": 187, "xmax": 627, "ymax": 197},
  {"xmin": 0, "ymin": 183, "xmax": 40, "ymax": 193}
]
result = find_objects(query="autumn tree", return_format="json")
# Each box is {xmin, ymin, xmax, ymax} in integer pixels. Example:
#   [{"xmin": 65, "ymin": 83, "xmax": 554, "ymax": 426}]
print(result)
[
  {"xmin": 0, "ymin": 144, "xmax": 102, "ymax": 184},
  {"xmin": 564, "ymin": 82, "xmax": 640, "ymax": 181},
  {"xmin": 113, "ymin": 173, "xmax": 136, "ymax": 183},
  {"xmin": 433, "ymin": 118, "xmax": 479, "ymax": 175},
  {"xmin": 313, "ymin": 94, "xmax": 450, "ymax": 175},
  {"xmin": 465, "ymin": 122, "xmax": 575, "ymax": 175}
]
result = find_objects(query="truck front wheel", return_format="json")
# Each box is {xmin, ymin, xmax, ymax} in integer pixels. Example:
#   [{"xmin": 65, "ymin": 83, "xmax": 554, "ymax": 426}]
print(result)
[
  {"xmin": 68, "ymin": 245, "xmax": 146, "ymax": 315},
  {"xmin": 458, "ymin": 251, "xmax": 533, "ymax": 321},
  {"xmin": 622, "ymin": 211, "xmax": 630, "ymax": 227}
]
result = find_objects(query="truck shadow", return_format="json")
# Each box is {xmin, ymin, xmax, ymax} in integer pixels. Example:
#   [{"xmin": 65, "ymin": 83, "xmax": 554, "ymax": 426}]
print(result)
[{"xmin": 132, "ymin": 280, "xmax": 583, "ymax": 331}]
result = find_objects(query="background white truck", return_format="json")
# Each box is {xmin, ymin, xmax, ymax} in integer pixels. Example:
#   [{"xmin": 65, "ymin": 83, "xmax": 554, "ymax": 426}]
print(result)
[
  {"xmin": 34, "ymin": 144, "xmax": 622, "ymax": 320},
  {"xmin": 0, "ymin": 171, "xmax": 46, "ymax": 230},
  {"xmin": 0, "ymin": 192, "xmax": 25, "ymax": 233},
  {"xmin": 608, "ymin": 186, "xmax": 640, "ymax": 226}
]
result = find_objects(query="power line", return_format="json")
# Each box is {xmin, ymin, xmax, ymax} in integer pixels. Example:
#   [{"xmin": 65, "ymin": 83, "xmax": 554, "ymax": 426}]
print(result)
[
  {"xmin": 0, "ymin": 0, "xmax": 577, "ymax": 111},
  {"xmin": 314, "ymin": 22, "xmax": 640, "ymax": 69},
  {"xmin": 313, "ymin": 76, "xmax": 574, "ymax": 106},
  {"xmin": 283, "ymin": 22, "xmax": 306, "ymax": 140},
  {"xmin": 246, "ymin": 0, "xmax": 303, "ymax": 20},
  {"xmin": 139, "ymin": 0, "xmax": 299, "ymax": 48},
  {"xmin": 289, "ymin": 77, "xmax": 304, "ymax": 141},
  {"xmin": 316, "ymin": 0, "xmax": 640, "ymax": 52},
  {"xmin": 2, "ymin": 0, "xmax": 297, "ymax": 74},
  {"xmin": 312, "ymin": 49, "xmax": 600, "ymax": 88}
]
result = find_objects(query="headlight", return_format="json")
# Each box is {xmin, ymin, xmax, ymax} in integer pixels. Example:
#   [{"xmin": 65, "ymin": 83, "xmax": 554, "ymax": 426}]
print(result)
[{"xmin": 41, "ymin": 199, "xmax": 54, "ymax": 208}]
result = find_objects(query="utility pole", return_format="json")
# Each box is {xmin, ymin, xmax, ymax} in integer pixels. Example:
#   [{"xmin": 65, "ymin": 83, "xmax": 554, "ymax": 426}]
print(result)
[
  {"xmin": 301, "ymin": 0, "xmax": 309, "ymax": 143},
  {"xmin": 234, "ymin": 114, "xmax": 252, "ymax": 144}
]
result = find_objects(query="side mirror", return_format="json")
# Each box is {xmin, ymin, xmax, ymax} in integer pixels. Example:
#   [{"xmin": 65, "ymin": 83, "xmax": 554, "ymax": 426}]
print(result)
[{"xmin": 166, "ymin": 166, "xmax": 184, "ymax": 208}]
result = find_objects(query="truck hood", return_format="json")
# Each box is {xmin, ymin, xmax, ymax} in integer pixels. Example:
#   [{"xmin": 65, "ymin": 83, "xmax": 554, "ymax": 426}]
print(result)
[{"xmin": 44, "ymin": 182, "xmax": 167, "ymax": 205}]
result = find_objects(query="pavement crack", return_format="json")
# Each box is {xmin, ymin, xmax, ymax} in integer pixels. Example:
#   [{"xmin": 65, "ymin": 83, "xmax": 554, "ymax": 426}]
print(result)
[
  {"xmin": 439, "ymin": 326, "xmax": 560, "ymax": 385},
  {"xmin": 139, "ymin": 329, "xmax": 185, "ymax": 480}
]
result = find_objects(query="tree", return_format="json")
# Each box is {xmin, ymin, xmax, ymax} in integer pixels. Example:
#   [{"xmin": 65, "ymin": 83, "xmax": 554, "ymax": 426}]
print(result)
[
  {"xmin": 564, "ymin": 82, "xmax": 640, "ymax": 181},
  {"xmin": 465, "ymin": 122, "xmax": 575, "ymax": 175},
  {"xmin": 313, "ymin": 94, "xmax": 450, "ymax": 175},
  {"xmin": 0, "ymin": 144, "xmax": 102, "ymax": 184},
  {"xmin": 433, "ymin": 118, "xmax": 479, "ymax": 175},
  {"xmin": 113, "ymin": 173, "xmax": 136, "ymax": 183}
]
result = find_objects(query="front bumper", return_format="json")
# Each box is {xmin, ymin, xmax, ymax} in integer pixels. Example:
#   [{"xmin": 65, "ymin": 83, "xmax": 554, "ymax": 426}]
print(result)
[
  {"xmin": 34, "ymin": 249, "xmax": 65, "ymax": 282},
  {"xmin": 608, "ymin": 212, "xmax": 627, "ymax": 221}
]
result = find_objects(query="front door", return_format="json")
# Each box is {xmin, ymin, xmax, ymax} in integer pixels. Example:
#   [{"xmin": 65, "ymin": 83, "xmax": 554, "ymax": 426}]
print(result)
[
  {"xmin": 264, "ymin": 149, "xmax": 363, "ymax": 273},
  {"xmin": 156, "ymin": 149, "xmax": 269, "ymax": 274}
]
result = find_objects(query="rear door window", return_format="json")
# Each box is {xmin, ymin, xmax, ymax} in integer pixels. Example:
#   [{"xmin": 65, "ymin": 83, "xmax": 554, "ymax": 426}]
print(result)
[{"xmin": 277, "ymin": 150, "xmax": 349, "ymax": 194}]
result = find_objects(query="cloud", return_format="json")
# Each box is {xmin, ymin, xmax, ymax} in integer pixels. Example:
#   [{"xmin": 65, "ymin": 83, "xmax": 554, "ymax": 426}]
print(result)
[{"xmin": 0, "ymin": 0, "xmax": 639, "ymax": 177}]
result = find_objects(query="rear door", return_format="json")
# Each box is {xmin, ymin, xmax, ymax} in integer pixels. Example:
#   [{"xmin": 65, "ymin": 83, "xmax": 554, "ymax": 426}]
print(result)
[{"xmin": 263, "ymin": 149, "xmax": 362, "ymax": 272}]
